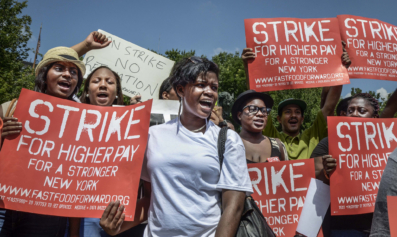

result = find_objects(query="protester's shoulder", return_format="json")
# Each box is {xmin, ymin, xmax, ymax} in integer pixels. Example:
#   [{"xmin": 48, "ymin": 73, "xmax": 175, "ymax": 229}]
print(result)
[
  {"xmin": 206, "ymin": 121, "xmax": 243, "ymax": 145},
  {"xmin": 226, "ymin": 128, "xmax": 243, "ymax": 145},
  {"xmin": 389, "ymin": 147, "xmax": 397, "ymax": 163},
  {"xmin": 310, "ymin": 137, "xmax": 329, "ymax": 158}
]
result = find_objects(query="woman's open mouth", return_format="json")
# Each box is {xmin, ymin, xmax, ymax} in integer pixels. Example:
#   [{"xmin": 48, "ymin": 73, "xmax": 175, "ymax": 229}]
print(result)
[
  {"xmin": 57, "ymin": 81, "xmax": 71, "ymax": 92},
  {"xmin": 96, "ymin": 92, "xmax": 109, "ymax": 103},
  {"xmin": 199, "ymin": 100, "xmax": 213, "ymax": 112}
]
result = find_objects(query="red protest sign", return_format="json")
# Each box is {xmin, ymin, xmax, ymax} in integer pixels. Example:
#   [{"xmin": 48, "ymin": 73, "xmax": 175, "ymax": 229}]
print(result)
[
  {"xmin": 248, "ymin": 159, "xmax": 315, "ymax": 236},
  {"xmin": 0, "ymin": 89, "xmax": 151, "ymax": 220},
  {"xmin": 328, "ymin": 117, "xmax": 397, "ymax": 216},
  {"xmin": 338, "ymin": 15, "xmax": 397, "ymax": 81},
  {"xmin": 244, "ymin": 18, "xmax": 350, "ymax": 92},
  {"xmin": 388, "ymin": 196, "xmax": 397, "ymax": 236}
]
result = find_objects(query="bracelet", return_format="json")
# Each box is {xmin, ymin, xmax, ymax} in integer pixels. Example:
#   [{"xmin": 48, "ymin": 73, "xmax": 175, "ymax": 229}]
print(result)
[{"xmin": 323, "ymin": 168, "xmax": 330, "ymax": 180}]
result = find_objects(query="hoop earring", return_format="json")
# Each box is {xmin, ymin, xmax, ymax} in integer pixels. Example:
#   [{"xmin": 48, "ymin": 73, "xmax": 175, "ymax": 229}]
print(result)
[
  {"xmin": 86, "ymin": 94, "xmax": 89, "ymax": 98},
  {"xmin": 116, "ymin": 96, "xmax": 118, "ymax": 99}
]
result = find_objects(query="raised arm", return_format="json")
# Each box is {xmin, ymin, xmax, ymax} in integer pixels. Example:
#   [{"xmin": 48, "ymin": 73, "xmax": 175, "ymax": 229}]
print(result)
[
  {"xmin": 321, "ymin": 85, "xmax": 342, "ymax": 120},
  {"xmin": 71, "ymin": 31, "xmax": 111, "ymax": 57},
  {"xmin": 241, "ymin": 48, "xmax": 255, "ymax": 87},
  {"xmin": 380, "ymin": 89, "xmax": 397, "ymax": 118},
  {"xmin": 320, "ymin": 87, "xmax": 330, "ymax": 109}
]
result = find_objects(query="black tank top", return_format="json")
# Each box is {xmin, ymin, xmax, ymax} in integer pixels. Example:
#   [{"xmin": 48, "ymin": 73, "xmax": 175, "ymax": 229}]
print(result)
[{"xmin": 246, "ymin": 137, "xmax": 283, "ymax": 163}]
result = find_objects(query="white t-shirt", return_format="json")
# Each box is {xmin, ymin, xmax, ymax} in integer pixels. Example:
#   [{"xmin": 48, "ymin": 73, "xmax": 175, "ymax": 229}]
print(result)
[{"xmin": 141, "ymin": 119, "xmax": 253, "ymax": 237}]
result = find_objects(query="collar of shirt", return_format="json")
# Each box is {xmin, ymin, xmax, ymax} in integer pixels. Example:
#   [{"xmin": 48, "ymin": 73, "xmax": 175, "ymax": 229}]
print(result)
[{"xmin": 281, "ymin": 132, "xmax": 302, "ymax": 144}]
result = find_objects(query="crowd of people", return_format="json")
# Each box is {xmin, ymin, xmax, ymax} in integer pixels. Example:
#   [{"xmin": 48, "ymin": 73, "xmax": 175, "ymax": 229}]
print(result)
[{"xmin": 0, "ymin": 31, "xmax": 397, "ymax": 237}]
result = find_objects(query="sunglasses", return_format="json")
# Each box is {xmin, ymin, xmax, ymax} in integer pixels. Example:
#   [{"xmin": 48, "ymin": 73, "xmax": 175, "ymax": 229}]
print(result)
[{"xmin": 242, "ymin": 105, "xmax": 271, "ymax": 116}]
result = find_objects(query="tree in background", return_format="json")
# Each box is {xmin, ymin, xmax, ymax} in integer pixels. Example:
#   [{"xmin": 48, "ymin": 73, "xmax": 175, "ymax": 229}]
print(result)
[
  {"xmin": 212, "ymin": 51, "xmax": 247, "ymax": 97},
  {"xmin": 0, "ymin": 0, "xmax": 35, "ymax": 104},
  {"xmin": 211, "ymin": 51, "xmax": 322, "ymax": 131},
  {"xmin": 164, "ymin": 49, "xmax": 195, "ymax": 62}
]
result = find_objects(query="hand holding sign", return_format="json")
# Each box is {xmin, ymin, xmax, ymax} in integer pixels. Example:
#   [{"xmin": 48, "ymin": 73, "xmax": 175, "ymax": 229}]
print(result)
[
  {"xmin": 328, "ymin": 117, "xmax": 397, "ymax": 215},
  {"xmin": 100, "ymin": 200, "xmax": 125, "ymax": 236},
  {"xmin": 83, "ymin": 30, "xmax": 175, "ymax": 100},
  {"xmin": 0, "ymin": 89, "xmax": 152, "ymax": 220},
  {"xmin": 1, "ymin": 117, "xmax": 22, "ymax": 139},
  {"xmin": 244, "ymin": 17, "xmax": 350, "ymax": 91}
]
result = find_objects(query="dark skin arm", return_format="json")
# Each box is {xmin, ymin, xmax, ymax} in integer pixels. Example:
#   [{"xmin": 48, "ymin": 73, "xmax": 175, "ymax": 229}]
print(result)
[
  {"xmin": 215, "ymin": 189, "xmax": 245, "ymax": 237},
  {"xmin": 313, "ymin": 155, "xmax": 336, "ymax": 185},
  {"xmin": 321, "ymin": 85, "xmax": 343, "ymax": 119},
  {"xmin": 69, "ymin": 218, "xmax": 81, "ymax": 237},
  {"xmin": 320, "ymin": 87, "xmax": 330, "ymax": 109},
  {"xmin": 100, "ymin": 181, "xmax": 151, "ymax": 236},
  {"xmin": 320, "ymin": 42, "xmax": 351, "ymax": 112},
  {"xmin": 380, "ymin": 88, "xmax": 397, "ymax": 118},
  {"xmin": 1, "ymin": 117, "xmax": 22, "ymax": 150},
  {"xmin": 241, "ymin": 48, "xmax": 255, "ymax": 88},
  {"xmin": 71, "ymin": 31, "xmax": 111, "ymax": 57}
]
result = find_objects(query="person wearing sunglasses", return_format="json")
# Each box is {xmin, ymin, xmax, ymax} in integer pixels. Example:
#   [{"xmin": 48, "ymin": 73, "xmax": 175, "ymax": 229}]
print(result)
[
  {"xmin": 99, "ymin": 56, "xmax": 252, "ymax": 237},
  {"xmin": 231, "ymin": 90, "xmax": 288, "ymax": 163}
]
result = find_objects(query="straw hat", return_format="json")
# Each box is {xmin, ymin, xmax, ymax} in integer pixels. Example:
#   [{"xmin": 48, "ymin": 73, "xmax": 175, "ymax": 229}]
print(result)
[{"xmin": 35, "ymin": 47, "xmax": 86, "ymax": 76}]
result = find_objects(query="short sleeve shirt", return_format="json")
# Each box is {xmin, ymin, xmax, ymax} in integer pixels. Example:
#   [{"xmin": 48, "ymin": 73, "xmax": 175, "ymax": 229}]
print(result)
[
  {"xmin": 141, "ymin": 119, "xmax": 253, "ymax": 237},
  {"xmin": 263, "ymin": 110, "xmax": 328, "ymax": 160}
]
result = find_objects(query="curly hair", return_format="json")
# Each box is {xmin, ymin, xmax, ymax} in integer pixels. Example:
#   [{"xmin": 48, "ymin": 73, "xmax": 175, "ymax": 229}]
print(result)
[
  {"xmin": 80, "ymin": 66, "xmax": 124, "ymax": 105},
  {"xmin": 34, "ymin": 62, "xmax": 83, "ymax": 101},
  {"xmin": 350, "ymin": 93, "xmax": 380, "ymax": 118},
  {"xmin": 169, "ymin": 57, "xmax": 219, "ymax": 100}
]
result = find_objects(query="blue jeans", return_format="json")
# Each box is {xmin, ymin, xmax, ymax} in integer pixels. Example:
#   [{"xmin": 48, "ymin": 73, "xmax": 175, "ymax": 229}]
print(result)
[
  {"xmin": 64, "ymin": 218, "xmax": 146, "ymax": 237},
  {"xmin": 330, "ymin": 230, "xmax": 370, "ymax": 237},
  {"xmin": 0, "ymin": 209, "xmax": 67, "ymax": 237}
]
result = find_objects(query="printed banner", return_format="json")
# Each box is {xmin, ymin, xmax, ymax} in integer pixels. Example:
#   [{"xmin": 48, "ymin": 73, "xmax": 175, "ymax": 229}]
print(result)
[
  {"xmin": 387, "ymin": 196, "xmax": 397, "ymax": 236},
  {"xmin": 338, "ymin": 15, "xmax": 397, "ymax": 81},
  {"xmin": 244, "ymin": 18, "xmax": 350, "ymax": 92},
  {"xmin": 0, "ymin": 89, "xmax": 152, "ymax": 220},
  {"xmin": 248, "ymin": 159, "xmax": 315, "ymax": 236},
  {"xmin": 83, "ymin": 29, "xmax": 175, "ymax": 100},
  {"xmin": 329, "ymin": 117, "xmax": 397, "ymax": 216}
]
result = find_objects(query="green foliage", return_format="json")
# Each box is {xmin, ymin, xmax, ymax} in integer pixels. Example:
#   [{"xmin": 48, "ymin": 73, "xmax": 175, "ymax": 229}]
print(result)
[
  {"xmin": 212, "ymin": 51, "xmax": 248, "ymax": 98},
  {"xmin": 268, "ymin": 88, "xmax": 323, "ymax": 131},
  {"xmin": 211, "ymin": 51, "xmax": 323, "ymax": 131},
  {"xmin": 0, "ymin": 0, "xmax": 34, "ymax": 104},
  {"xmin": 164, "ymin": 49, "xmax": 195, "ymax": 62}
]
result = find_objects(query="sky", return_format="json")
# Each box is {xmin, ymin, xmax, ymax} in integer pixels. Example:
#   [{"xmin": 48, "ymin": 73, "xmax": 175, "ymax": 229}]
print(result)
[{"xmin": 20, "ymin": 0, "xmax": 397, "ymax": 100}]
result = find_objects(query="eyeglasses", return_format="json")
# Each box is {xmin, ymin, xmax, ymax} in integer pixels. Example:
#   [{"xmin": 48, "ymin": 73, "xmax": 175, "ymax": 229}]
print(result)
[
  {"xmin": 188, "ymin": 56, "xmax": 204, "ymax": 64},
  {"xmin": 242, "ymin": 105, "xmax": 271, "ymax": 116}
]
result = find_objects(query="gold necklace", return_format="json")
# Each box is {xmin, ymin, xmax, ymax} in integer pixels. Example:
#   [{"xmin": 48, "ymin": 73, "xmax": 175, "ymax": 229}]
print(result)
[{"xmin": 191, "ymin": 124, "xmax": 206, "ymax": 132}]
